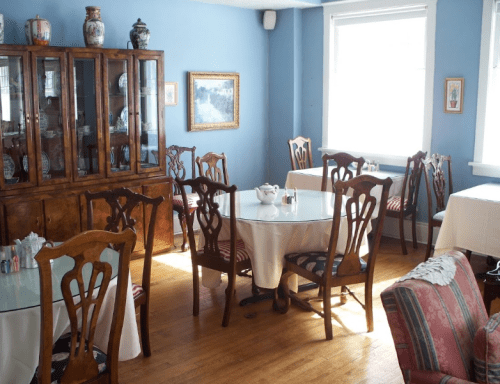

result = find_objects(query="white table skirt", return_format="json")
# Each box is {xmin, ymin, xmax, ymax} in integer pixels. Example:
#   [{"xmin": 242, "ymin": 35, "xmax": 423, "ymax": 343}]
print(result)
[
  {"xmin": 434, "ymin": 183, "xmax": 500, "ymax": 258},
  {"xmin": 0, "ymin": 275, "xmax": 140, "ymax": 384}
]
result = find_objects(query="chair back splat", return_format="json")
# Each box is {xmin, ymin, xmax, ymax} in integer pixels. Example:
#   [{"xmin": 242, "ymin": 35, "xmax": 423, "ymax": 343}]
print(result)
[
  {"xmin": 85, "ymin": 187, "xmax": 164, "ymax": 357},
  {"xmin": 321, "ymin": 152, "xmax": 365, "ymax": 192},
  {"xmin": 196, "ymin": 152, "xmax": 230, "ymax": 186},
  {"xmin": 288, "ymin": 136, "xmax": 314, "ymax": 170},
  {"xmin": 176, "ymin": 176, "xmax": 252, "ymax": 327},
  {"xmin": 35, "ymin": 229, "xmax": 136, "ymax": 384}
]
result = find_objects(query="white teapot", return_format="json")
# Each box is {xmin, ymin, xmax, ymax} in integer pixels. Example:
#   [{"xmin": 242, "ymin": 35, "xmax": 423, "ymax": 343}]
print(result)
[{"xmin": 255, "ymin": 183, "xmax": 279, "ymax": 205}]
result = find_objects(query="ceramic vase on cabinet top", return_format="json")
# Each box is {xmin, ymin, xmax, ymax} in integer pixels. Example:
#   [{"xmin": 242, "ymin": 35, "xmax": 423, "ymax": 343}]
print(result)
[
  {"xmin": 0, "ymin": 14, "xmax": 4, "ymax": 44},
  {"xmin": 83, "ymin": 6, "xmax": 105, "ymax": 47},
  {"xmin": 25, "ymin": 15, "xmax": 51, "ymax": 46},
  {"xmin": 130, "ymin": 18, "xmax": 150, "ymax": 49}
]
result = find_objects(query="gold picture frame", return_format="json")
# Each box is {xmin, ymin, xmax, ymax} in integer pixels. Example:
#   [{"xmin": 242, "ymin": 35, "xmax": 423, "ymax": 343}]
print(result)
[
  {"xmin": 165, "ymin": 82, "xmax": 178, "ymax": 106},
  {"xmin": 444, "ymin": 77, "xmax": 464, "ymax": 114},
  {"xmin": 188, "ymin": 71, "xmax": 240, "ymax": 131}
]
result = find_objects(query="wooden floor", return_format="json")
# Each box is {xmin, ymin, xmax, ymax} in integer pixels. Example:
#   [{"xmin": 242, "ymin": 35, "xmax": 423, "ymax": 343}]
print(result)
[{"xmin": 119, "ymin": 236, "xmax": 494, "ymax": 384}]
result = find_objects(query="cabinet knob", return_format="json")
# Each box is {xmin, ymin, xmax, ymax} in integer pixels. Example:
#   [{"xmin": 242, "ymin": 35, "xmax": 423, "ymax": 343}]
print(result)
[
  {"xmin": 36, "ymin": 217, "xmax": 40, "ymax": 228},
  {"xmin": 26, "ymin": 114, "xmax": 30, "ymax": 124},
  {"xmin": 47, "ymin": 216, "xmax": 51, "ymax": 223}
]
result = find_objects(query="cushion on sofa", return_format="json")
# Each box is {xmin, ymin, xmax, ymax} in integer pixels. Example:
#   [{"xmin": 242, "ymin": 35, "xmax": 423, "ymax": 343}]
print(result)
[{"xmin": 474, "ymin": 312, "xmax": 500, "ymax": 384}]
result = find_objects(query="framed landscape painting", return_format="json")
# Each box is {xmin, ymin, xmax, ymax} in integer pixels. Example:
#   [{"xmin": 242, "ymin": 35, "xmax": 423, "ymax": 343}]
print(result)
[
  {"xmin": 165, "ymin": 82, "xmax": 178, "ymax": 106},
  {"xmin": 188, "ymin": 72, "xmax": 240, "ymax": 131}
]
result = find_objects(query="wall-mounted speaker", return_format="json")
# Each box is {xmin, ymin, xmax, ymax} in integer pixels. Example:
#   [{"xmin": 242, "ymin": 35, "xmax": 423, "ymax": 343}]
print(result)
[{"xmin": 263, "ymin": 10, "xmax": 276, "ymax": 30}]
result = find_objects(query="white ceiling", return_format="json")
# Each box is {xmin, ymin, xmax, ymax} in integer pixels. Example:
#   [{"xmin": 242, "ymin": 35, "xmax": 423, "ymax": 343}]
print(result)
[{"xmin": 189, "ymin": 0, "xmax": 321, "ymax": 10}]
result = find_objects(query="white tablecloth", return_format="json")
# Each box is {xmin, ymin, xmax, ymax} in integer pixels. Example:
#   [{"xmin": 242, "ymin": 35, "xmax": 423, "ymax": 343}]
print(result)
[
  {"xmin": 202, "ymin": 190, "xmax": 370, "ymax": 290},
  {"xmin": 285, "ymin": 167, "xmax": 404, "ymax": 218},
  {"xmin": 434, "ymin": 183, "xmax": 500, "ymax": 257},
  {"xmin": 0, "ymin": 274, "xmax": 140, "ymax": 384}
]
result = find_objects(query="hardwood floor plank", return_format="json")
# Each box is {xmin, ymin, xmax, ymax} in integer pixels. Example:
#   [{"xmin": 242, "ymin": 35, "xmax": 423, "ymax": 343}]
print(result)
[{"xmin": 118, "ymin": 236, "xmax": 491, "ymax": 383}]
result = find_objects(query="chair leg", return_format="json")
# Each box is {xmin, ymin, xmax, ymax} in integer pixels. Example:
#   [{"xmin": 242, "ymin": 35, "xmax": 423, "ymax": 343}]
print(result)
[
  {"xmin": 222, "ymin": 273, "xmax": 236, "ymax": 327},
  {"xmin": 399, "ymin": 215, "xmax": 408, "ymax": 255},
  {"xmin": 178, "ymin": 212, "xmax": 189, "ymax": 252},
  {"xmin": 340, "ymin": 285, "xmax": 347, "ymax": 304},
  {"xmin": 140, "ymin": 302, "xmax": 152, "ymax": 357},
  {"xmin": 323, "ymin": 286, "xmax": 333, "ymax": 340},
  {"xmin": 192, "ymin": 263, "xmax": 200, "ymax": 316},
  {"xmin": 365, "ymin": 282, "xmax": 373, "ymax": 333},
  {"xmin": 411, "ymin": 211, "xmax": 418, "ymax": 249},
  {"xmin": 425, "ymin": 224, "xmax": 433, "ymax": 261}
]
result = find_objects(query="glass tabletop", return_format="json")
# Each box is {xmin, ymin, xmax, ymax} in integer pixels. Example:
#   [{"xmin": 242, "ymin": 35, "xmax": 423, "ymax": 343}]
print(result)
[
  {"xmin": 0, "ymin": 247, "xmax": 119, "ymax": 313},
  {"xmin": 214, "ymin": 189, "xmax": 344, "ymax": 223}
]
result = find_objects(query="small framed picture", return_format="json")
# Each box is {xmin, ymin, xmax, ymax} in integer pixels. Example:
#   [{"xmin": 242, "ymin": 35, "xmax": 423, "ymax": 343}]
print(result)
[
  {"xmin": 444, "ymin": 78, "xmax": 464, "ymax": 114},
  {"xmin": 165, "ymin": 82, "xmax": 178, "ymax": 106}
]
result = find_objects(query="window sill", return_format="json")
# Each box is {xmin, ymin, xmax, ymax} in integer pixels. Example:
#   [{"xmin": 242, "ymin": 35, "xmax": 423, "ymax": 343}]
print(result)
[{"xmin": 469, "ymin": 162, "xmax": 500, "ymax": 178}]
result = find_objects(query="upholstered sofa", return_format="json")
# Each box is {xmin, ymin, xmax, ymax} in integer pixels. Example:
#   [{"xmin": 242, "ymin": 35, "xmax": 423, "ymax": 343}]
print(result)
[{"xmin": 381, "ymin": 250, "xmax": 500, "ymax": 384}]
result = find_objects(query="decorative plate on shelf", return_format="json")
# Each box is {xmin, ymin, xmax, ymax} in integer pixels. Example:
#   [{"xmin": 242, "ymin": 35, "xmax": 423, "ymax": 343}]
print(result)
[
  {"xmin": 22, "ymin": 155, "xmax": 29, "ymax": 173},
  {"xmin": 120, "ymin": 107, "xmax": 128, "ymax": 128},
  {"xmin": 3, "ymin": 154, "xmax": 15, "ymax": 180},
  {"xmin": 39, "ymin": 110, "xmax": 49, "ymax": 132},
  {"xmin": 41, "ymin": 152, "xmax": 50, "ymax": 174},
  {"xmin": 118, "ymin": 73, "xmax": 127, "ymax": 95}
]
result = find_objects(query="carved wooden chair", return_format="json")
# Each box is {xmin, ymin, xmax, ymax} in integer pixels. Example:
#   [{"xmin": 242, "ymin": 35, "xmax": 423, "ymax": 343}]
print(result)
[
  {"xmin": 288, "ymin": 136, "xmax": 314, "ymax": 170},
  {"xmin": 85, "ymin": 187, "xmax": 164, "ymax": 357},
  {"xmin": 422, "ymin": 154, "xmax": 453, "ymax": 261},
  {"xmin": 274, "ymin": 175, "xmax": 393, "ymax": 340},
  {"xmin": 33, "ymin": 229, "xmax": 136, "ymax": 384},
  {"xmin": 165, "ymin": 145, "xmax": 197, "ymax": 252},
  {"xmin": 386, "ymin": 150, "xmax": 426, "ymax": 255},
  {"xmin": 321, "ymin": 152, "xmax": 365, "ymax": 192},
  {"xmin": 176, "ymin": 176, "xmax": 252, "ymax": 327},
  {"xmin": 195, "ymin": 152, "xmax": 230, "ymax": 187}
]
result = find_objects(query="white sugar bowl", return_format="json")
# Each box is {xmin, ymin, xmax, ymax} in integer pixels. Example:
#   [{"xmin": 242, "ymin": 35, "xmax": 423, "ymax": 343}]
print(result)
[{"xmin": 255, "ymin": 183, "xmax": 279, "ymax": 205}]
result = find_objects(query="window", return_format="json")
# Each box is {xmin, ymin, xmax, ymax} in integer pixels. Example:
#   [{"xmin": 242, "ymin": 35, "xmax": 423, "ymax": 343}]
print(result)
[
  {"xmin": 471, "ymin": 0, "xmax": 500, "ymax": 177},
  {"xmin": 322, "ymin": 0, "xmax": 437, "ymax": 166}
]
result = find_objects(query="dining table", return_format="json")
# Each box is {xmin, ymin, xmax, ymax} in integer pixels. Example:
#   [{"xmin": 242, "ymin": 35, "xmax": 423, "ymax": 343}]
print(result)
[
  {"xmin": 0, "ymin": 246, "xmax": 141, "ymax": 384},
  {"xmin": 201, "ymin": 189, "xmax": 370, "ymax": 298},
  {"xmin": 434, "ymin": 183, "xmax": 500, "ymax": 258}
]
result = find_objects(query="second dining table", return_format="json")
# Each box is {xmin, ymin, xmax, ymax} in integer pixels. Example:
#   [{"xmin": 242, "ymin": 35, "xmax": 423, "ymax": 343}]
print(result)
[{"xmin": 201, "ymin": 189, "xmax": 370, "ymax": 293}]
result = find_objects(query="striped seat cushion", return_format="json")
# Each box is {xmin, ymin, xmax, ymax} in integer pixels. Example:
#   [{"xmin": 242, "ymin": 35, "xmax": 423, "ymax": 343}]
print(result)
[
  {"xmin": 132, "ymin": 283, "xmax": 144, "ymax": 299},
  {"xmin": 474, "ymin": 312, "xmax": 500, "ymax": 384},
  {"xmin": 172, "ymin": 193, "xmax": 198, "ymax": 209},
  {"xmin": 386, "ymin": 196, "xmax": 408, "ymax": 211},
  {"xmin": 218, "ymin": 239, "xmax": 250, "ymax": 262},
  {"xmin": 284, "ymin": 251, "xmax": 367, "ymax": 277}
]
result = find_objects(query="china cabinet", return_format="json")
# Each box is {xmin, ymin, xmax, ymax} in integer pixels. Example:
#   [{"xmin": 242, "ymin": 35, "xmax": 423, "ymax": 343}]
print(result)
[{"xmin": 0, "ymin": 44, "xmax": 172, "ymax": 256}]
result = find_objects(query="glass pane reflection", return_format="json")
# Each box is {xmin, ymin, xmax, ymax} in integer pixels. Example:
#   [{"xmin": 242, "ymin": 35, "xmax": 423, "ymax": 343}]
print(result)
[{"xmin": 139, "ymin": 59, "xmax": 158, "ymax": 169}]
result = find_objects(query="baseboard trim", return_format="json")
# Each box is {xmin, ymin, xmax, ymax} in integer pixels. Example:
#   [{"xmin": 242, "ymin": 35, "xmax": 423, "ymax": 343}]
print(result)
[{"xmin": 382, "ymin": 217, "xmax": 438, "ymax": 246}]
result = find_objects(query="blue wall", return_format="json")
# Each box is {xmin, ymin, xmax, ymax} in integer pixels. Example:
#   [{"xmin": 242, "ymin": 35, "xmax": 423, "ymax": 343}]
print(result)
[{"xmin": 1, "ymin": 0, "xmax": 269, "ymax": 191}]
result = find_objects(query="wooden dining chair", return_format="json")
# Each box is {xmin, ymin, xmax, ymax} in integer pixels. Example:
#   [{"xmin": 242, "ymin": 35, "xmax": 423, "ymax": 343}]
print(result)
[
  {"xmin": 85, "ymin": 187, "xmax": 164, "ymax": 357},
  {"xmin": 176, "ymin": 175, "xmax": 252, "ymax": 327},
  {"xmin": 33, "ymin": 229, "xmax": 136, "ymax": 384},
  {"xmin": 422, "ymin": 154, "xmax": 453, "ymax": 261},
  {"xmin": 321, "ymin": 152, "xmax": 365, "ymax": 192},
  {"xmin": 385, "ymin": 150, "xmax": 426, "ymax": 255},
  {"xmin": 288, "ymin": 136, "xmax": 314, "ymax": 170},
  {"xmin": 274, "ymin": 175, "xmax": 393, "ymax": 340},
  {"xmin": 196, "ymin": 151, "xmax": 230, "ymax": 186},
  {"xmin": 165, "ymin": 145, "xmax": 197, "ymax": 252}
]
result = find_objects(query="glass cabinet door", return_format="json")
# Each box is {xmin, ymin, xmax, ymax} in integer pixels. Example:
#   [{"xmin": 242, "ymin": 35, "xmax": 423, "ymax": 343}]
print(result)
[
  {"xmin": 32, "ymin": 52, "xmax": 70, "ymax": 184},
  {"xmin": 69, "ymin": 53, "xmax": 103, "ymax": 180},
  {"xmin": 104, "ymin": 56, "xmax": 134, "ymax": 175},
  {"xmin": 0, "ymin": 51, "xmax": 35, "ymax": 188},
  {"xmin": 137, "ymin": 54, "xmax": 163, "ymax": 172}
]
